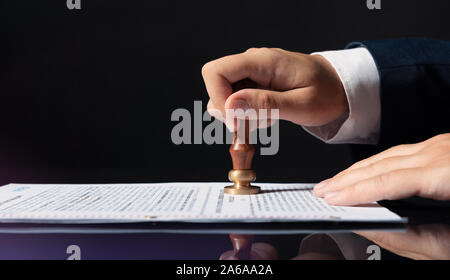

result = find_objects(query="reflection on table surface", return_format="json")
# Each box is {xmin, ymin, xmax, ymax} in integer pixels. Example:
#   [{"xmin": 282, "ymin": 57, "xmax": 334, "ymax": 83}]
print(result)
[
  {"xmin": 220, "ymin": 223, "xmax": 450, "ymax": 260},
  {"xmin": 216, "ymin": 204, "xmax": 450, "ymax": 260},
  {"xmin": 0, "ymin": 222, "xmax": 448, "ymax": 260}
]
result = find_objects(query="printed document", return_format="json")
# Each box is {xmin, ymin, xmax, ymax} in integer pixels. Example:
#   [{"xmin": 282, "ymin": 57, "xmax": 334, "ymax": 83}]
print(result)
[{"xmin": 0, "ymin": 183, "xmax": 404, "ymax": 223}]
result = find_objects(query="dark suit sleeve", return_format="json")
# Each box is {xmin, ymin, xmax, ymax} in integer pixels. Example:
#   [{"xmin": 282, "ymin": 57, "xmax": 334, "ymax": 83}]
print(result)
[
  {"xmin": 345, "ymin": 38, "xmax": 450, "ymax": 160},
  {"xmin": 346, "ymin": 38, "xmax": 450, "ymax": 208}
]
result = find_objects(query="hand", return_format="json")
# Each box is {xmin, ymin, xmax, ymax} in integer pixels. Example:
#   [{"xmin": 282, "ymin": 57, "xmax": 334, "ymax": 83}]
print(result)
[
  {"xmin": 219, "ymin": 242, "xmax": 278, "ymax": 260},
  {"xmin": 314, "ymin": 133, "xmax": 450, "ymax": 206},
  {"xmin": 357, "ymin": 224, "xmax": 450, "ymax": 260},
  {"xmin": 219, "ymin": 234, "xmax": 278, "ymax": 260},
  {"xmin": 201, "ymin": 48, "xmax": 347, "ymax": 129}
]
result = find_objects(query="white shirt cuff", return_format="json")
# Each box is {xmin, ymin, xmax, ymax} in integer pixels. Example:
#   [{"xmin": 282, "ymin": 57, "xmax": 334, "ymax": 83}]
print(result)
[{"xmin": 304, "ymin": 47, "xmax": 381, "ymax": 144}]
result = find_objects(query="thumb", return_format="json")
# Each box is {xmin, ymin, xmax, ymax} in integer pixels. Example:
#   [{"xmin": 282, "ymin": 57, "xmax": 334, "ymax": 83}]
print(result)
[
  {"xmin": 225, "ymin": 88, "xmax": 305, "ymax": 123},
  {"xmin": 224, "ymin": 88, "xmax": 284, "ymax": 120}
]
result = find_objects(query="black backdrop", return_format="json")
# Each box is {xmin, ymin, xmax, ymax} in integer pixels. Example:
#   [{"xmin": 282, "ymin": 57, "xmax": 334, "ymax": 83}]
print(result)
[{"xmin": 0, "ymin": 0, "xmax": 449, "ymax": 185}]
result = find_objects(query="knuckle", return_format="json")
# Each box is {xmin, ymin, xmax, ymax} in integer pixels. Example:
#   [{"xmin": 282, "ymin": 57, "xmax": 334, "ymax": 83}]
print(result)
[
  {"xmin": 435, "ymin": 134, "xmax": 450, "ymax": 147},
  {"xmin": 388, "ymin": 143, "xmax": 417, "ymax": 154},
  {"xmin": 271, "ymin": 47, "xmax": 284, "ymax": 52},
  {"xmin": 332, "ymin": 171, "xmax": 347, "ymax": 182},
  {"xmin": 201, "ymin": 61, "xmax": 214, "ymax": 76},
  {"xmin": 420, "ymin": 134, "xmax": 450, "ymax": 155},
  {"xmin": 258, "ymin": 47, "xmax": 271, "ymax": 54},
  {"xmin": 366, "ymin": 162, "xmax": 380, "ymax": 175},
  {"xmin": 417, "ymin": 168, "xmax": 436, "ymax": 197},
  {"xmin": 422, "ymin": 165, "xmax": 450, "ymax": 199},
  {"xmin": 376, "ymin": 173, "xmax": 391, "ymax": 187},
  {"xmin": 246, "ymin": 47, "xmax": 275, "ymax": 57},
  {"xmin": 423, "ymin": 133, "xmax": 450, "ymax": 147},
  {"xmin": 418, "ymin": 185, "xmax": 435, "ymax": 199},
  {"xmin": 258, "ymin": 93, "xmax": 278, "ymax": 109},
  {"xmin": 330, "ymin": 176, "xmax": 344, "ymax": 188},
  {"xmin": 348, "ymin": 161, "xmax": 363, "ymax": 170},
  {"xmin": 431, "ymin": 133, "xmax": 450, "ymax": 142},
  {"xmin": 206, "ymin": 100, "xmax": 215, "ymax": 110},
  {"xmin": 391, "ymin": 144, "xmax": 408, "ymax": 151}
]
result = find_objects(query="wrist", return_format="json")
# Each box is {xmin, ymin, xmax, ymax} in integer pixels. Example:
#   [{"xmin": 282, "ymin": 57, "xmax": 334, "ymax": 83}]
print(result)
[
  {"xmin": 310, "ymin": 54, "xmax": 349, "ymax": 122},
  {"xmin": 305, "ymin": 48, "xmax": 381, "ymax": 144}
]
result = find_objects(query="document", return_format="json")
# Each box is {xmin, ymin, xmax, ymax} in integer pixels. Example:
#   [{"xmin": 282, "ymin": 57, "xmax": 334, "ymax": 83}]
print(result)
[{"xmin": 0, "ymin": 183, "xmax": 404, "ymax": 223}]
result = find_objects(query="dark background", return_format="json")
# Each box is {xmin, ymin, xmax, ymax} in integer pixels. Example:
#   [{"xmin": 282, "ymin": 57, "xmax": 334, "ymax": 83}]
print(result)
[{"xmin": 0, "ymin": 0, "xmax": 449, "ymax": 185}]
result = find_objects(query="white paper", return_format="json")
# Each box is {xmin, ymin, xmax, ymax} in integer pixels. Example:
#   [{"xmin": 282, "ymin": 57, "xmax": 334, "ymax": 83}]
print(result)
[{"xmin": 0, "ymin": 183, "xmax": 404, "ymax": 223}]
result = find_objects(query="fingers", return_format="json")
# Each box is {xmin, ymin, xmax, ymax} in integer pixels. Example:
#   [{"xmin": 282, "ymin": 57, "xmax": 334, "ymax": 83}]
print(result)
[
  {"xmin": 207, "ymin": 99, "xmax": 225, "ymax": 122},
  {"xmin": 322, "ymin": 168, "xmax": 424, "ymax": 206},
  {"xmin": 314, "ymin": 154, "xmax": 424, "ymax": 197},
  {"xmin": 201, "ymin": 51, "xmax": 276, "ymax": 116},
  {"xmin": 356, "ymin": 224, "xmax": 450, "ymax": 260},
  {"xmin": 343, "ymin": 143, "xmax": 423, "ymax": 172},
  {"xmin": 225, "ymin": 88, "xmax": 290, "ymax": 119},
  {"xmin": 228, "ymin": 86, "xmax": 321, "ymax": 124},
  {"xmin": 207, "ymin": 98, "xmax": 276, "ymax": 132},
  {"xmin": 315, "ymin": 135, "xmax": 450, "ymax": 206},
  {"xmin": 354, "ymin": 230, "xmax": 423, "ymax": 259},
  {"xmin": 202, "ymin": 48, "xmax": 340, "ymax": 126},
  {"xmin": 208, "ymin": 85, "xmax": 312, "ymax": 128},
  {"xmin": 219, "ymin": 250, "xmax": 239, "ymax": 260},
  {"xmin": 218, "ymin": 243, "xmax": 278, "ymax": 260}
]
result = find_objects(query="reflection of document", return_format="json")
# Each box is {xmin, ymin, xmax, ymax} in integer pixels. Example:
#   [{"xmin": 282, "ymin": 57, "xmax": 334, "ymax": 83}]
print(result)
[{"xmin": 0, "ymin": 183, "xmax": 404, "ymax": 223}]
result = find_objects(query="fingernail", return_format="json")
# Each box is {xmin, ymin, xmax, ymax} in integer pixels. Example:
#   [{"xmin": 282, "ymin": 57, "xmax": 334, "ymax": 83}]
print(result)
[
  {"xmin": 324, "ymin": 192, "xmax": 341, "ymax": 204},
  {"xmin": 225, "ymin": 118, "xmax": 241, "ymax": 132},
  {"xmin": 315, "ymin": 179, "xmax": 331, "ymax": 189},
  {"xmin": 229, "ymin": 99, "xmax": 249, "ymax": 111},
  {"xmin": 314, "ymin": 179, "xmax": 332, "ymax": 196},
  {"xmin": 225, "ymin": 120, "xmax": 235, "ymax": 132},
  {"xmin": 220, "ymin": 255, "xmax": 238, "ymax": 260}
]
